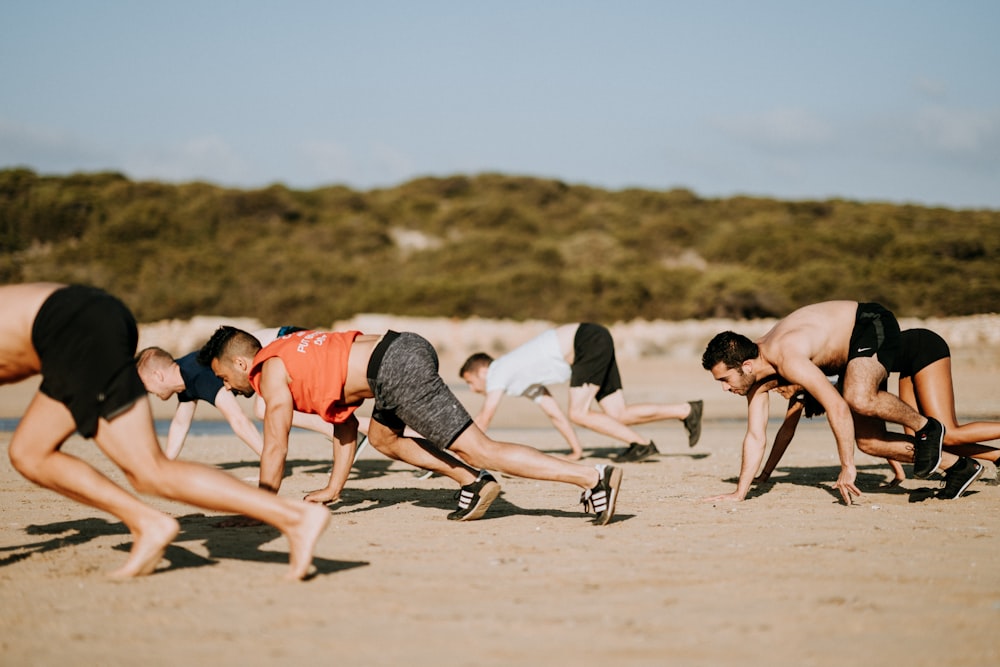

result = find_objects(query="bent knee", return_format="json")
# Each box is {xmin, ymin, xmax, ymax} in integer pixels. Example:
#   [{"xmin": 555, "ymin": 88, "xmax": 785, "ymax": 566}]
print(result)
[{"xmin": 8, "ymin": 441, "xmax": 45, "ymax": 480}]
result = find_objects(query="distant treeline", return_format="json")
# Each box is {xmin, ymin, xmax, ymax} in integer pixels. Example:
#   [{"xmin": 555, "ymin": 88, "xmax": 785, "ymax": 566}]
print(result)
[{"xmin": 1, "ymin": 168, "xmax": 998, "ymax": 326}]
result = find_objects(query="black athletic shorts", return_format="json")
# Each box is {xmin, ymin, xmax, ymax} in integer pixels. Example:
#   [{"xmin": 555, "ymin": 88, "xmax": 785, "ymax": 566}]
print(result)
[
  {"xmin": 570, "ymin": 323, "xmax": 623, "ymax": 401},
  {"xmin": 895, "ymin": 329, "xmax": 950, "ymax": 378},
  {"xmin": 366, "ymin": 331, "xmax": 473, "ymax": 449},
  {"xmin": 847, "ymin": 303, "xmax": 901, "ymax": 375},
  {"xmin": 31, "ymin": 285, "xmax": 146, "ymax": 438}
]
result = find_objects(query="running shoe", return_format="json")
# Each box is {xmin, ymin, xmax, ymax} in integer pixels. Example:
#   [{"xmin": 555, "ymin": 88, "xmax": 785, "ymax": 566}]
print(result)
[
  {"xmin": 611, "ymin": 441, "xmax": 660, "ymax": 463},
  {"xmin": 683, "ymin": 400, "xmax": 704, "ymax": 447},
  {"xmin": 447, "ymin": 471, "xmax": 501, "ymax": 521},
  {"xmin": 912, "ymin": 417, "xmax": 944, "ymax": 479},
  {"xmin": 580, "ymin": 464, "xmax": 623, "ymax": 525},
  {"xmin": 937, "ymin": 457, "xmax": 984, "ymax": 500}
]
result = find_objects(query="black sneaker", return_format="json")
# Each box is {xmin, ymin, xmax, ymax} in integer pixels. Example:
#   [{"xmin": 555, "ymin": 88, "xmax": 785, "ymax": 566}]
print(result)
[
  {"xmin": 447, "ymin": 471, "xmax": 500, "ymax": 521},
  {"xmin": 937, "ymin": 457, "xmax": 984, "ymax": 500},
  {"xmin": 580, "ymin": 464, "xmax": 623, "ymax": 525},
  {"xmin": 683, "ymin": 400, "xmax": 704, "ymax": 447},
  {"xmin": 612, "ymin": 442, "xmax": 659, "ymax": 462},
  {"xmin": 610, "ymin": 443, "xmax": 641, "ymax": 462},
  {"xmin": 912, "ymin": 417, "xmax": 944, "ymax": 479}
]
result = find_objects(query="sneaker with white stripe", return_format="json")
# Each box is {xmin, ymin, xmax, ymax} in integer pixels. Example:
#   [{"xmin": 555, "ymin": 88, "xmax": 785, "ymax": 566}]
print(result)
[
  {"xmin": 580, "ymin": 464, "xmax": 623, "ymax": 526},
  {"xmin": 447, "ymin": 471, "xmax": 500, "ymax": 521}
]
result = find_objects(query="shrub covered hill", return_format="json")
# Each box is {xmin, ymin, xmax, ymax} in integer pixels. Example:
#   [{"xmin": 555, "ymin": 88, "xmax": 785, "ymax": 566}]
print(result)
[{"xmin": 1, "ymin": 167, "xmax": 998, "ymax": 327}]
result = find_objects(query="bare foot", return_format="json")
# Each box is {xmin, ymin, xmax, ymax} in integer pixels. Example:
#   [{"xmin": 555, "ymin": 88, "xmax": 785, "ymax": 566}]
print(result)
[
  {"xmin": 283, "ymin": 503, "xmax": 331, "ymax": 581},
  {"xmin": 110, "ymin": 513, "xmax": 180, "ymax": 579},
  {"xmin": 557, "ymin": 451, "xmax": 584, "ymax": 461},
  {"xmin": 303, "ymin": 488, "xmax": 340, "ymax": 505}
]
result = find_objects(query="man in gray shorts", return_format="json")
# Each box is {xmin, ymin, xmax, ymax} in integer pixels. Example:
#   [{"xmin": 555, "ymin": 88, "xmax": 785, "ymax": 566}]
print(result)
[{"xmin": 199, "ymin": 326, "xmax": 623, "ymax": 525}]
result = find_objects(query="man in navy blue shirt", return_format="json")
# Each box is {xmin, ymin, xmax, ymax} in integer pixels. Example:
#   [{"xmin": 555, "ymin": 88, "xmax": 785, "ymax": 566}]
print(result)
[{"xmin": 137, "ymin": 347, "xmax": 264, "ymax": 459}]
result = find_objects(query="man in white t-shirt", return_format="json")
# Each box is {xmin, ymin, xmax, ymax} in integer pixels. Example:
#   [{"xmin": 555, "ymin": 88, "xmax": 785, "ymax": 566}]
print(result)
[{"xmin": 460, "ymin": 323, "xmax": 703, "ymax": 462}]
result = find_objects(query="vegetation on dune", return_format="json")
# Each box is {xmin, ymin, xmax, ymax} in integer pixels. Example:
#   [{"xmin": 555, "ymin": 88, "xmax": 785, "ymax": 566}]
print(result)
[{"xmin": 1, "ymin": 168, "xmax": 998, "ymax": 326}]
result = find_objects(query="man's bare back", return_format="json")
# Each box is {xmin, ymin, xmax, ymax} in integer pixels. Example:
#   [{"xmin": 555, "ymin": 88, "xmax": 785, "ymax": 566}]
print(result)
[
  {"xmin": 757, "ymin": 300, "xmax": 858, "ymax": 378},
  {"xmin": 0, "ymin": 282, "xmax": 61, "ymax": 383}
]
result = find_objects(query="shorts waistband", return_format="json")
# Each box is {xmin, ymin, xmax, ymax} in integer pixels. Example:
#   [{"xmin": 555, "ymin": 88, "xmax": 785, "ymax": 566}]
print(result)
[{"xmin": 367, "ymin": 330, "xmax": 401, "ymax": 384}]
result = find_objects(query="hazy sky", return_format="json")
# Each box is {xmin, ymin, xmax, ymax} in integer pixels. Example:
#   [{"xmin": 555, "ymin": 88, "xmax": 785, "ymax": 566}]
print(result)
[{"xmin": 2, "ymin": 1, "xmax": 998, "ymax": 208}]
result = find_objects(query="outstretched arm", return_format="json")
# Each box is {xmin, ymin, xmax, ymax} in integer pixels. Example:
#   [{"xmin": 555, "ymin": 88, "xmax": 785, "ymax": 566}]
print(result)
[
  {"xmin": 705, "ymin": 385, "xmax": 771, "ymax": 502},
  {"xmin": 781, "ymin": 357, "xmax": 860, "ymax": 505},
  {"xmin": 258, "ymin": 358, "xmax": 295, "ymax": 493},
  {"xmin": 534, "ymin": 391, "xmax": 584, "ymax": 459},
  {"xmin": 473, "ymin": 390, "xmax": 505, "ymax": 431},
  {"xmin": 213, "ymin": 389, "xmax": 264, "ymax": 456},
  {"xmin": 165, "ymin": 400, "xmax": 198, "ymax": 459},
  {"xmin": 304, "ymin": 416, "xmax": 358, "ymax": 504},
  {"xmin": 756, "ymin": 398, "xmax": 804, "ymax": 482}
]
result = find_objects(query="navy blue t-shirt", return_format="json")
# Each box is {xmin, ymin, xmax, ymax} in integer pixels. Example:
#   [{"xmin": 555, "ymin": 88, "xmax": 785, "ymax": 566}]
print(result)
[{"xmin": 176, "ymin": 351, "xmax": 224, "ymax": 405}]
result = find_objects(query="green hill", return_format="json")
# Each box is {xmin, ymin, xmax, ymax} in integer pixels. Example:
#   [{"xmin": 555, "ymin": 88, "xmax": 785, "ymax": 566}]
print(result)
[{"xmin": 2, "ymin": 168, "xmax": 998, "ymax": 327}]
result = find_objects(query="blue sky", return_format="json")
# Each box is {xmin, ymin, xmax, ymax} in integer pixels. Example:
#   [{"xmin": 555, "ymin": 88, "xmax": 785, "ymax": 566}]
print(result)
[{"xmin": 2, "ymin": 1, "xmax": 998, "ymax": 208}]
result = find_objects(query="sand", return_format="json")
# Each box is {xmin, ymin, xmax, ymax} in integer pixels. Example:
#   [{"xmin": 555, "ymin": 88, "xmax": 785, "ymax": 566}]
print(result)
[{"xmin": 1, "ymin": 318, "xmax": 999, "ymax": 666}]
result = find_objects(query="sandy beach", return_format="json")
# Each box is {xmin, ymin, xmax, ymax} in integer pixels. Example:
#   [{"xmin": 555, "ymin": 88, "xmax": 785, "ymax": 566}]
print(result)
[{"xmin": 1, "ymin": 317, "xmax": 999, "ymax": 666}]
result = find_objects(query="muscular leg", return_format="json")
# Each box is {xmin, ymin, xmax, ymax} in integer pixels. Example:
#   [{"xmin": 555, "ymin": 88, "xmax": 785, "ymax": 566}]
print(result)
[
  {"xmin": 909, "ymin": 359, "xmax": 1000, "ymax": 452},
  {"xmin": 842, "ymin": 357, "xmax": 926, "ymax": 431},
  {"xmin": 598, "ymin": 390, "xmax": 691, "ymax": 425},
  {"xmin": 95, "ymin": 397, "xmax": 328, "ymax": 579},
  {"xmin": 8, "ymin": 391, "xmax": 181, "ymax": 578},
  {"xmin": 567, "ymin": 385, "xmax": 650, "ymax": 444},
  {"xmin": 365, "ymin": 421, "xmax": 479, "ymax": 486},
  {"xmin": 854, "ymin": 411, "xmax": 960, "ymax": 470},
  {"xmin": 449, "ymin": 424, "xmax": 600, "ymax": 490}
]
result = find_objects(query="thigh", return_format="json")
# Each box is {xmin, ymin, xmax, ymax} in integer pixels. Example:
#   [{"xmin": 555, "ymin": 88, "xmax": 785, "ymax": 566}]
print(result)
[
  {"xmin": 910, "ymin": 359, "xmax": 959, "ymax": 428},
  {"xmin": 843, "ymin": 357, "xmax": 888, "ymax": 402},
  {"xmin": 9, "ymin": 391, "xmax": 78, "ymax": 461},
  {"xmin": 596, "ymin": 389, "xmax": 627, "ymax": 419},
  {"xmin": 91, "ymin": 397, "xmax": 167, "ymax": 475},
  {"xmin": 568, "ymin": 383, "xmax": 600, "ymax": 414}
]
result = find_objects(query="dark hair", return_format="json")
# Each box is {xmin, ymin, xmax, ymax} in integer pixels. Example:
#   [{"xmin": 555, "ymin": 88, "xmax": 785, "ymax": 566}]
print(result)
[
  {"xmin": 198, "ymin": 326, "xmax": 262, "ymax": 365},
  {"xmin": 701, "ymin": 331, "xmax": 759, "ymax": 370},
  {"xmin": 459, "ymin": 352, "xmax": 494, "ymax": 378}
]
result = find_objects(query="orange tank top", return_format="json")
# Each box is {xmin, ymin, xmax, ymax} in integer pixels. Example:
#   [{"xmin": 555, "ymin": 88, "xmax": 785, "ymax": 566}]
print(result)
[{"xmin": 249, "ymin": 330, "xmax": 363, "ymax": 424}]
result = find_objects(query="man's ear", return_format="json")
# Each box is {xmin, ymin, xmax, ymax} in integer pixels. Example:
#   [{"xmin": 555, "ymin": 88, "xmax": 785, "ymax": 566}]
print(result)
[{"xmin": 741, "ymin": 359, "xmax": 754, "ymax": 375}]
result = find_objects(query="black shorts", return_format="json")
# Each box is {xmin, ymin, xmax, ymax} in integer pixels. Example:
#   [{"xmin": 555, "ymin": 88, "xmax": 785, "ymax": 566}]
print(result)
[
  {"xmin": 31, "ymin": 285, "xmax": 146, "ymax": 438},
  {"xmin": 570, "ymin": 323, "xmax": 623, "ymax": 401},
  {"xmin": 366, "ymin": 331, "xmax": 473, "ymax": 449},
  {"xmin": 847, "ymin": 303, "xmax": 901, "ymax": 375},
  {"xmin": 895, "ymin": 329, "xmax": 950, "ymax": 378}
]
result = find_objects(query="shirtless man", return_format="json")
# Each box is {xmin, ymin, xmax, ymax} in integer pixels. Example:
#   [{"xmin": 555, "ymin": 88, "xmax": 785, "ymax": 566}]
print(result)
[
  {"xmin": 0, "ymin": 283, "xmax": 329, "ymax": 579},
  {"xmin": 460, "ymin": 323, "xmax": 703, "ymax": 462},
  {"xmin": 700, "ymin": 301, "xmax": 982, "ymax": 504},
  {"xmin": 199, "ymin": 326, "xmax": 623, "ymax": 525}
]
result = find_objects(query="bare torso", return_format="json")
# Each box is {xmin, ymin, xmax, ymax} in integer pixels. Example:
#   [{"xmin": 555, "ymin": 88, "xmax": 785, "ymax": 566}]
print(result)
[
  {"xmin": 0, "ymin": 282, "xmax": 62, "ymax": 384},
  {"xmin": 757, "ymin": 301, "xmax": 858, "ymax": 377},
  {"xmin": 555, "ymin": 323, "xmax": 581, "ymax": 365},
  {"xmin": 344, "ymin": 334, "xmax": 383, "ymax": 403}
]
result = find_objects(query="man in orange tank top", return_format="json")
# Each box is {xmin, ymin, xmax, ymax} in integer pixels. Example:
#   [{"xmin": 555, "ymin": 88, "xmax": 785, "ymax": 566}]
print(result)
[{"xmin": 200, "ymin": 326, "xmax": 623, "ymax": 525}]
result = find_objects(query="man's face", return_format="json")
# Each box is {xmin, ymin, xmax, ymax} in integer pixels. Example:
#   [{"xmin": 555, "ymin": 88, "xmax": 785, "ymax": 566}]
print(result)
[
  {"xmin": 710, "ymin": 361, "xmax": 755, "ymax": 396},
  {"xmin": 462, "ymin": 368, "xmax": 487, "ymax": 395},
  {"xmin": 211, "ymin": 357, "xmax": 255, "ymax": 398}
]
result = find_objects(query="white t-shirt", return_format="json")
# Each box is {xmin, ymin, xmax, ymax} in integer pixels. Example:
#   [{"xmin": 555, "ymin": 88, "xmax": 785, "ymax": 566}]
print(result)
[{"xmin": 486, "ymin": 329, "xmax": 571, "ymax": 397}]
